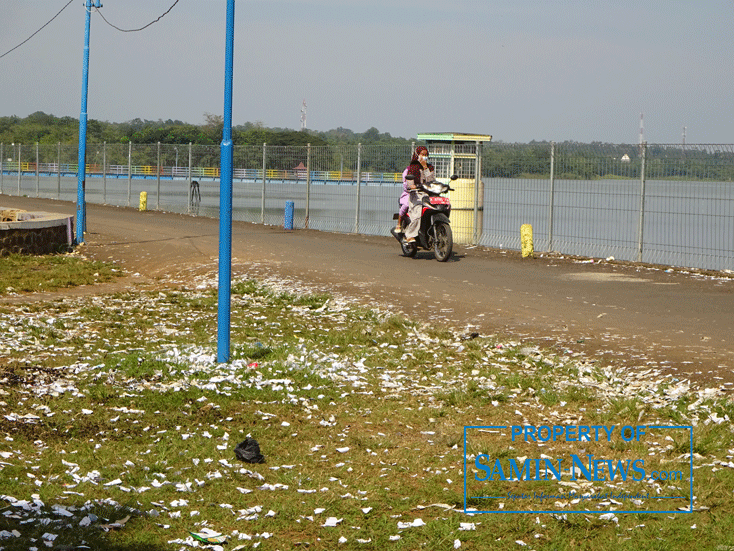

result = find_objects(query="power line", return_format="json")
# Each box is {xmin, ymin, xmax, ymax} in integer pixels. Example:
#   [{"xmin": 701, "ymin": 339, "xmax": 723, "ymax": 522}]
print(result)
[
  {"xmin": 0, "ymin": 0, "xmax": 75, "ymax": 60},
  {"xmin": 95, "ymin": 0, "xmax": 181, "ymax": 32}
]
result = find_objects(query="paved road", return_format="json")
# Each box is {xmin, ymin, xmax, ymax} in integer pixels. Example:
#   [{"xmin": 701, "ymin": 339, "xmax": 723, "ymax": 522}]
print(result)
[{"xmin": 4, "ymin": 195, "xmax": 733, "ymax": 386}]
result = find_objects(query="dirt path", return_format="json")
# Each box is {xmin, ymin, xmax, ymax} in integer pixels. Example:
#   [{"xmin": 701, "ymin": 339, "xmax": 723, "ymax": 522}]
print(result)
[{"xmin": 4, "ymin": 195, "xmax": 733, "ymax": 387}]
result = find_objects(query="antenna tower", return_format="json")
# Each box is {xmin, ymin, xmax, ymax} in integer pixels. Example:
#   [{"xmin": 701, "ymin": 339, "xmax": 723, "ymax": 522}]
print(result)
[
  {"xmin": 300, "ymin": 99, "xmax": 307, "ymax": 131},
  {"xmin": 639, "ymin": 113, "xmax": 645, "ymax": 145}
]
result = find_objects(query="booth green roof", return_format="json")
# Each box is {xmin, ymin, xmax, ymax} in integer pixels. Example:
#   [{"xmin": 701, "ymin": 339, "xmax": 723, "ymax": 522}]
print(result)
[{"xmin": 417, "ymin": 133, "xmax": 493, "ymax": 143}]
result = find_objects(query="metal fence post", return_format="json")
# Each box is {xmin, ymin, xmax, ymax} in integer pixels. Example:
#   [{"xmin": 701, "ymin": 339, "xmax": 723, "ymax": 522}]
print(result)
[
  {"xmin": 260, "ymin": 143, "xmax": 266, "ymax": 224},
  {"xmin": 637, "ymin": 142, "xmax": 647, "ymax": 262},
  {"xmin": 57, "ymin": 142, "xmax": 61, "ymax": 199},
  {"xmin": 186, "ymin": 142, "xmax": 192, "ymax": 214},
  {"xmin": 102, "ymin": 141, "xmax": 107, "ymax": 203},
  {"xmin": 156, "ymin": 141, "xmax": 161, "ymax": 210},
  {"xmin": 548, "ymin": 141, "xmax": 556, "ymax": 252},
  {"xmin": 127, "ymin": 141, "xmax": 132, "ymax": 207},
  {"xmin": 473, "ymin": 141, "xmax": 482, "ymax": 245},
  {"xmin": 0, "ymin": 143, "xmax": 3, "ymax": 194},
  {"xmin": 17, "ymin": 143, "xmax": 21, "ymax": 196},
  {"xmin": 305, "ymin": 143, "xmax": 311, "ymax": 228},
  {"xmin": 354, "ymin": 143, "xmax": 362, "ymax": 233},
  {"xmin": 35, "ymin": 142, "xmax": 39, "ymax": 197}
]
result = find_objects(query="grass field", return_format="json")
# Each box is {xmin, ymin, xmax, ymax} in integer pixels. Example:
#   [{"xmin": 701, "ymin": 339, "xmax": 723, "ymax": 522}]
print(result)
[
  {"xmin": 0, "ymin": 253, "xmax": 121, "ymax": 295},
  {"xmin": 1, "ymin": 254, "xmax": 734, "ymax": 550}
]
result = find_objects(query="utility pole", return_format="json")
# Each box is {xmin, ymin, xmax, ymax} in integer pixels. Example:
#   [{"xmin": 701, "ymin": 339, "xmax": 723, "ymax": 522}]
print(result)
[
  {"xmin": 76, "ymin": 0, "xmax": 102, "ymax": 244},
  {"xmin": 217, "ymin": 0, "xmax": 236, "ymax": 363}
]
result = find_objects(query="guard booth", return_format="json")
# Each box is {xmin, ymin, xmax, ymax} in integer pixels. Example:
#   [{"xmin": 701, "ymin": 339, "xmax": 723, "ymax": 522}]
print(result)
[{"xmin": 417, "ymin": 133, "xmax": 492, "ymax": 244}]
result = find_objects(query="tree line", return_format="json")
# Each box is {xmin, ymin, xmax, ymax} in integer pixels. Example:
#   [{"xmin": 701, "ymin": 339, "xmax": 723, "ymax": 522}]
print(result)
[
  {"xmin": 0, "ymin": 112, "xmax": 410, "ymax": 147},
  {"xmin": 484, "ymin": 142, "xmax": 734, "ymax": 181},
  {"xmin": 2, "ymin": 112, "xmax": 732, "ymax": 180}
]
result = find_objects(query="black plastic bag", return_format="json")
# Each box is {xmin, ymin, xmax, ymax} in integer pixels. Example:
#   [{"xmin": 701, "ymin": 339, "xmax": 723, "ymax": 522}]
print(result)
[{"xmin": 234, "ymin": 438, "xmax": 265, "ymax": 463}]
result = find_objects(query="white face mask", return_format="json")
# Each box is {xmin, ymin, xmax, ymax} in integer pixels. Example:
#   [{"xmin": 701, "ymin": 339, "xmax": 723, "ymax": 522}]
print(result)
[{"xmin": 419, "ymin": 155, "xmax": 428, "ymax": 163}]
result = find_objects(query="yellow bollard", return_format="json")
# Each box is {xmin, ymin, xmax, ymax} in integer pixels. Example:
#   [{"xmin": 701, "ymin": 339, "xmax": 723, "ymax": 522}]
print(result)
[
  {"xmin": 139, "ymin": 191, "xmax": 147, "ymax": 211},
  {"xmin": 521, "ymin": 224, "xmax": 534, "ymax": 258}
]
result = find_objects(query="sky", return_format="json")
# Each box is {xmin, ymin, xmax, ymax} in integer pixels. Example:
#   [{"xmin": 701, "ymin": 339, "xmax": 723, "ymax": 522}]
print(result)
[{"xmin": 1, "ymin": 0, "xmax": 733, "ymax": 144}]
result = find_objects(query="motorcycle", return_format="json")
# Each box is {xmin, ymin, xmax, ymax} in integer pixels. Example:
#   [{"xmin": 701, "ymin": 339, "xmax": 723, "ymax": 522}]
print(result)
[{"xmin": 390, "ymin": 174, "xmax": 458, "ymax": 262}]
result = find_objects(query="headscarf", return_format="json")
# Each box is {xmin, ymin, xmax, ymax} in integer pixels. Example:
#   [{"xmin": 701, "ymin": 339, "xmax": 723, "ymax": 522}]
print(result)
[
  {"xmin": 405, "ymin": 146, "xmax": 431, "ymax": 188},
  {"xmin": 411, "ymin": 146, "xmax": 428, "ymax": 162}
]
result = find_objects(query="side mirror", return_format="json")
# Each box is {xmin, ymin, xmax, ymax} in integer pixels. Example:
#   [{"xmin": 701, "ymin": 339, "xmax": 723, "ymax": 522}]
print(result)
[{"xmin": 450, "ymin": 175, "xmax": 459, "ymax": 181}]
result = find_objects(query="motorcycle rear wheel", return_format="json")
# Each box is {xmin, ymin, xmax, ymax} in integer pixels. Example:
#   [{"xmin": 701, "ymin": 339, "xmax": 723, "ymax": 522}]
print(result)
[{"xmin": 433, "ymin": 221, "xmax": 453, "ymax": 262}]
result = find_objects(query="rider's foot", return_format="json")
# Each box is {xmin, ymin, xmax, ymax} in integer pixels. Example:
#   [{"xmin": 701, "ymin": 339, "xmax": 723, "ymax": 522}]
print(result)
[
  {"xmin": 394, "ymin": 225, "xmax": 403, "ymax": 233},
  {"xmin": 405, "ymin": 237, "xmax": 416, "ymax": 243}
]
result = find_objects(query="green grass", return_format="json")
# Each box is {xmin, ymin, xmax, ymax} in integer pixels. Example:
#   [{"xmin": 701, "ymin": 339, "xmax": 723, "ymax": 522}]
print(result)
[
  {"xmin": 1, "ymin": 262, "xmax": 734, "ymax": 550},
  {"xmin": 0, "ymin": 252, "xmax": 122, "ymax": 295}
]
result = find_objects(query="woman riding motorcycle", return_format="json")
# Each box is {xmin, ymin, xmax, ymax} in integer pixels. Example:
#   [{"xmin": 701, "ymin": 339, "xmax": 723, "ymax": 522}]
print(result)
[{"xmin": 396, "ymin": 146, "xmax": 436, "ymax": 243}]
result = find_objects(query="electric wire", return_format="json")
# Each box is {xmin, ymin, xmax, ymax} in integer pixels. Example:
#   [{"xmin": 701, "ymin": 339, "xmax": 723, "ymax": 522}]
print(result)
[
  {"xmin": 0, "ymin": 0, "xmax": 75, "ymax": 60},
  {"xmin": 95, "ymin": 0, "xmax": 181, "ymax": 32}
]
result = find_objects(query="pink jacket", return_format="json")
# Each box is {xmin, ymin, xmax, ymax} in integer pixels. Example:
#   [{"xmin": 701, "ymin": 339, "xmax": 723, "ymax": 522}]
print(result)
[{"xmin": 399, "ymin": 168, "xmax": 411, "ymax": 214}]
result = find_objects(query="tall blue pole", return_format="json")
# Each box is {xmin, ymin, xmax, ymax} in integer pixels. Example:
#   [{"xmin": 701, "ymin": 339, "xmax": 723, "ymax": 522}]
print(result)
[
  {"xmin": 217, "ymin": 0, "xmax": 235, "ymax": 363},
  {"xmin": 76, "ymin": 0, "xmax": 101, "ymax": 244}
]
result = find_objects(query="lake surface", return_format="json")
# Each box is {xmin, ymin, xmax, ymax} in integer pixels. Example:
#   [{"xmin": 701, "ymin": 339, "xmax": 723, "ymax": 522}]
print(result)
[{"xmin": 3, "ymin": 172, "xmax": 732, "ymax": 271}]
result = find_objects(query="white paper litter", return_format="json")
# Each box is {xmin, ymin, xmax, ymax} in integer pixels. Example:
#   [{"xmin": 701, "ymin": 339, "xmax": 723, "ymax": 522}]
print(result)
[{"xmin": 398, "ymin": 518, "xmax": 425, "ymax": 529}]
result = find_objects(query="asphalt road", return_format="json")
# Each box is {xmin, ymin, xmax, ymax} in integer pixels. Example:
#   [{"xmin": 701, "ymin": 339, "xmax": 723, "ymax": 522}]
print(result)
[{"xmin": 4, "ymin": 195, "xmax": 733, "ymax": 387}]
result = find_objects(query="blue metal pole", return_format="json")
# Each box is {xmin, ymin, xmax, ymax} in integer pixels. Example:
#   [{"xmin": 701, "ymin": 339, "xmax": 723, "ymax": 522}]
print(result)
[
  {"xmin": 76, "ymin": 0, "xmax": 101, "ymax": 244},
  {"xmin": 217, "ymin": 0, "xmax": 235, "ymax": 363}
]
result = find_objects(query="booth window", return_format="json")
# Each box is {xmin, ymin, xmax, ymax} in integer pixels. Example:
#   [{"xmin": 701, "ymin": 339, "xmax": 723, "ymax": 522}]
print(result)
[{"xmin": 454, "ymin": 158, "xmax": 476, "ymax": 179}]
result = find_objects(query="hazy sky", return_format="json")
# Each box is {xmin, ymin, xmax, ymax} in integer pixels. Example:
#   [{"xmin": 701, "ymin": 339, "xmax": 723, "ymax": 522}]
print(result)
[{"xmin": 1, "ymin": 0, "xmax": 733, "ymax": 143}]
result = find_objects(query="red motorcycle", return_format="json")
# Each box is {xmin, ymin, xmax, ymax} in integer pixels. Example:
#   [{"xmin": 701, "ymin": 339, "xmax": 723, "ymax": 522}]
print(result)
[{"xmin": 390, "ymin": 175, "xmax": 457, "ymax": 262}]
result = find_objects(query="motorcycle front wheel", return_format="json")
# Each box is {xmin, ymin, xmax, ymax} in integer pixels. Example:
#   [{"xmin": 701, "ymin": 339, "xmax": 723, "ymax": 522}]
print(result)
[{"xmin": 433, "ymin": 221, "xmax": 453, "ymax": 262}]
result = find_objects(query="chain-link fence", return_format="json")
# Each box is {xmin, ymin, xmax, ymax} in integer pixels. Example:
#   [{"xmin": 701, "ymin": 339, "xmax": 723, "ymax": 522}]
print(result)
[
  {"xmin": 479, "ymin": 142, "xmax": 734, "ymax": 271},
  {"xmin": 2, "ymin": 141, "xmax": 733, "ymax": 271}
]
